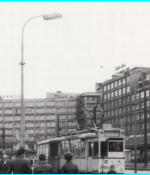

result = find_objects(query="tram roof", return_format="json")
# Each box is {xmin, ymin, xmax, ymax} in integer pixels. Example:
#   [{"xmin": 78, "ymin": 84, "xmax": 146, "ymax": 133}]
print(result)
[
  {"xmin": 37, "ymin": 126, "xmax": 125, "ymax": 146},
  {"xmin": 37, "ymin": 132, "xmax": 97, "ymax": 145},
  {"xmin": 37, "ymin": 137, "xmax": 61, "ymax": 145}
]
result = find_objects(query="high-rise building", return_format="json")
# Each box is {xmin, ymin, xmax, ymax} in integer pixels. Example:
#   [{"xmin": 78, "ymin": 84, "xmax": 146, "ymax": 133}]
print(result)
[
  {"xmin": 96, "ymin": 67, "xmax": 150, "ymax": 159},
  {"xmin": 0, "ymin": 92, "xmax": 78, "ymax": 158}
]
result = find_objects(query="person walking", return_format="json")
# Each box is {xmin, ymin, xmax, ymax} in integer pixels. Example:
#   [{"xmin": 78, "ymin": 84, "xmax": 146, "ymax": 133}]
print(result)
[
  {"xmin": 30, "ymin": 159, "xmax": 34, "ymax": 174},
  {"xmin": 0, "ymin": 155, "xmax": 11, "ymax": 174},
  {"xmin": 33, "ymin": 154, "xmax": 53, "ymax": 174},
  {"xmin": 7, "ymin": 148, "xmax": 32, "ymax": 174},
  {"xmin": 61, "ymin": 152, "xmax": 79, "ymax": 174}
]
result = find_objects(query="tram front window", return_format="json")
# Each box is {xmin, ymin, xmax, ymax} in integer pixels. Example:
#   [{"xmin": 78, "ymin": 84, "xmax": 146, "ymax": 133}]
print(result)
[{"xmin": 109, "ymin": 142, "xmax": 123, "ymax": 152}]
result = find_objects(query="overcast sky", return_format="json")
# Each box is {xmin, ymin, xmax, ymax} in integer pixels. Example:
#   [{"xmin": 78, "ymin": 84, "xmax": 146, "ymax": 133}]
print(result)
[{"xmin": 0, "ymin": 1, "xmax": 150, "ymax": 99}]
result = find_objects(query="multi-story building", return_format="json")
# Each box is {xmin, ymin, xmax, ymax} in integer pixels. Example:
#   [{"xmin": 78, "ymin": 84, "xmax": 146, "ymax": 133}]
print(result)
[
  {"xmin": 76, "ymin": 92, "xmax": 102, "ymax": 130},
  {"xmin": 96, "ymin": 67, "xmax": 150, "ymax": 159},
  {"xmin": 0, "ymin": 92, "xmax": 78, "ymax": 158}
]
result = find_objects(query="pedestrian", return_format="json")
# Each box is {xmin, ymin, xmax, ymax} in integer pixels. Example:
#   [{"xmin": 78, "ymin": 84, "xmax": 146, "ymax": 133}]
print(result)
[
  {"xmin": 107, "ymin": 165, "xmax": 116, "ymax": 174},
  {"xmin": 61, "ymin": 152, "xmax": 79, "ymax": 174},
  {"xmin": 33, "ymin": 154, "xmax": 53, "ymax": 174},
  {"xmin": 30, "ymin": 159, "xmax": 34, "ymax": 173},
  {"xmin": 0, "ymin": 154, "xmax": 11, "ymax": 174},
  {"xmin": 7, "ymin": 147, "xmax": 32, "ymax": 174}
]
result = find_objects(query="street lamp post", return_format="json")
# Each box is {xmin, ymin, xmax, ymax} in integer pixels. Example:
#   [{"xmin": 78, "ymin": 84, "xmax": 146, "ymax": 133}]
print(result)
[
  {"xmin": 2, "ymin": 124, "xmax": 5, "ymax": 155},
  {"xmin": 20, "ymin": 13, "xmax": 62, "ymax": 148},
  {"xmin": 132, "ymin": 79, "xmax": 137, "ymax": 173},
  {"xmin": 112, "ymin": 73, "xmax": 137, "ymax": 173}
]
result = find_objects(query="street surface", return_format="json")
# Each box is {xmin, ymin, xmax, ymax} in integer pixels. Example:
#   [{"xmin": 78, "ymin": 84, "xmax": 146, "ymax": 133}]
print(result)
[{"xmin": 125, "ymin": 170, "xmax": 150, "ymax": 174}]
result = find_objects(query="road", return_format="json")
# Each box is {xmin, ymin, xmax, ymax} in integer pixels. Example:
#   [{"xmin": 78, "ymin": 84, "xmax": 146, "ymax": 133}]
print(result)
[{"xmin": 125, "ymin": 170, "xmax": 150, "ymax": 174}]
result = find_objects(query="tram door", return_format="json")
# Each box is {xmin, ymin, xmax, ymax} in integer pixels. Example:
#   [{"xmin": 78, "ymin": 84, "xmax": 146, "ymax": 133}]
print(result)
[
  {"xmin": 88, "ymin": 142, "xmax": 93, "ymax": 172},
  {"xmin": 50, "ymin": 143, "xmax": 60, "ymax": 173}
]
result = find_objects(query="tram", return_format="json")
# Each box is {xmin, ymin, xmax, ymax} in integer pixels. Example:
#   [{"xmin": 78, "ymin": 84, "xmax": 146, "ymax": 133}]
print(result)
[{"xmin": 36, "ymin": 124, "xmax": 125, "ymax": 173}]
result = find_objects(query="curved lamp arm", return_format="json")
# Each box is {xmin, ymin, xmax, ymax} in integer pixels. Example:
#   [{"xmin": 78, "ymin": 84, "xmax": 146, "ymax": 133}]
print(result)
[
  {"xmin": 21, "ymin": 15, "xmax": 42, "ymax": 65},
  {"xmin": 21, "ymin": 12, "xmax": 62, "ymax": 64}
]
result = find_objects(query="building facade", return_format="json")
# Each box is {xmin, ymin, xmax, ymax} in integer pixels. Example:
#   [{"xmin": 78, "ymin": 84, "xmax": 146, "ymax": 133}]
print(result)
[
  {"xmin": 76, "ymin": 92, "xmax": 102, "ymax": 130},
  {"xmin": 0, "ymin": 92, "xmax": 78, "ymax": 158},
  {"xmin": 96, "ymin": 67, "xmax": 150, "ymax": 160}
]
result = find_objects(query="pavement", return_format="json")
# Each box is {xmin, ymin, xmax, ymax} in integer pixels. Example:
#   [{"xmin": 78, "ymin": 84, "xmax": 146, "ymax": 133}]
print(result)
[
  {"xmin": 125, "ymin": 163, "xmax": 150, "ymax": 174},
  {"xmin": 125, "ymin": 170, "xmax": 150, "ymax": 174},
  {"xmin": 126, "ymin": 163, "xmax": 150, "ymax": 170}
]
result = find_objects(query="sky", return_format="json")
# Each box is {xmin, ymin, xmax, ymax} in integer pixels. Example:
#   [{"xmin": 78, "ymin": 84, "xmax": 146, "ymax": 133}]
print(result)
[{"xmin": 0, "ymin": 1, "xmax": 150, "ymax": 99}]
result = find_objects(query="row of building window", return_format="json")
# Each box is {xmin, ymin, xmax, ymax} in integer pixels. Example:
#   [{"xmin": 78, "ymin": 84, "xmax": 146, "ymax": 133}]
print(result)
[
  {"xmin": 78, "ymin": 96, "xmax": 98, "ymax": 102},
  {"xmin": 104, "ymin": 91, "xmax": 150, "ymax": 110},
  {"xmin": 0, "ymin": 108, "xmax": 76, "ymax": 114},
  {"xmin": 56, "ymin": 101, "xmax": 76, "ymax": 107},
  {"xmin": 125, "ymin": 122, "xmax": 150, "ymax": 132},
  {"xmin": 104, "ymin": 86, "xmax": 130, "ymax": 100},
  {"xmin": 104, "ymin": 104, "xmax": 150, "ymax": 117},
  {"xmin": 126, "ymin": 135, "xmax": 150, "ymax": 146},
  {"xmin": 105, "ymin": 112, "xmax": 150, "ymax": 125},
  {"xmin": 0, "ymin": 121, "xmax": 76, "ymax": 129},
  {"xmin": 106, "ymin": 121, "xmax": 149, "ymax": 133},
  {"xmin": 0, "ymin": 127, "xmax": 76, "ymax": 135},
  {"xmin": 104, "ymin": 101, "xmax": 150, "ymax": 116},
  {"xmin": 103, "ymin": 77, "xmax": 130, "ymax": 92},
  {"xmin": 0, "ymin": 102, "xmax": 54, "ymax": 107},
  {"xmin": 87, "ymin": 118, "xmax": 101, "ymax": 125},
  {"xmin": 0, "ymin": 115, "xmax": 76, "ymax": 122},
  {"xmin": 0, "ymin": 145, "xmax": 13, "ymax": 151},
  {"xmin": 86, "ymin": 103, "xmax": 97, "ymax": 109},
  {"xmin": 0, "ymin": 101, "xmax": 77, "ymax": 108},
  {"xmin": 104, "ymin": 89, "xmax": 150, "ymax": 102}
]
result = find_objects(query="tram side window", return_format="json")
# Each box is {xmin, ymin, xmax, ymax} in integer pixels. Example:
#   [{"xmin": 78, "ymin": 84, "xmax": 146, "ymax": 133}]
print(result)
[
  {"xmin": 51, "ymin": 143, "xmax": 59, "ymax": 157},
  {"xmin": 61, "ymin": 139, "xmax": 86, "ymax": 157},
  {"xmin": 75, "ymin": 140, "xmax": 86, "ymax": 157},
  {"xmin": 109, "ymin": 142, "xmax": 123, "ymax": 152},
  {"xmin": 37, "ymin": 146, "xmax": 40, "ymax": 158},
  {"xmin": 93, "ymin": 142, "xmax": 99, "ymax": 157},
  {"xmin": 45, "ymin": 144, "xmax": 49, "ymax": 159},
  {"xmin": 61, "ymin": 142, "xmax": 64, "ymax": 157},
  {"xmin": 39, "ymin": 145, "xmax": 43, "ymax": 155},
  {"xmin": 88, "ymin": 142, "xmax": 92, "ymax": 157},
  {"xmin": 101, "ymin": 142, "xmax": 108, "ymax": 157},
  {"xmin": 61, "ymin": 141, "xmax": 69, "ymax": 157},
  {"xmin": 58, "ymin": 143, "xmax": 61, "ymax": 157},
  {"xmin": 70, "ymin": 140, "xmax": 76, "ymax": 156},
  {"xmin": 76, "ymin": 140, "xmax": 80, "ymax": 156},
  {"xmin": 81, "ymin": 141, "xmax": 86, "ymax": 157},
  {"xmin": 42, "ymin": 144, "xmax": 46, "ymax": 155}
]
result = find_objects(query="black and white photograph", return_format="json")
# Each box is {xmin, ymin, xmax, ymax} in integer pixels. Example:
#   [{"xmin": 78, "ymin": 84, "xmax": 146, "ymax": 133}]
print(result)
[{"xmin": 0, "ymin": 1, "xmax": 150, "ymax": 174}]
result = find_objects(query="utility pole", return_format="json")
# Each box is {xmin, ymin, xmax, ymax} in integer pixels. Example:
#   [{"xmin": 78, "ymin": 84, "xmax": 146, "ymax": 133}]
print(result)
[
  {"xmin": 65, "ymin": 100, "xmax": 68, "ymax": 134},
  {"xmin": 93, "ymin": 105, "xmax": 97, "ymax": 127},
  {"xmin": 2, "ymin": 126, "xmax": 5, "ymax": 155},
  {"xmin": 133, "ymin": 87, "xmax": 137, "ymax": 173},
  {"xmin": 55, "ymin": 115, "xmax": 59, "ymax": 137},
  {"xmin": 144, "ymin": 88, "xmax": 148, "ymax": 167},
  {"xmin": 140, "ymin": 72, "xmax": 148, "ymax": 168}
]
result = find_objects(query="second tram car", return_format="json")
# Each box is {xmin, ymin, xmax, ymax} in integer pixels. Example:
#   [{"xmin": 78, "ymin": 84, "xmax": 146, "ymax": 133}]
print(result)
[{"xmin": 36, "ymin": 124, "xmax": 125, "ymax": 173}]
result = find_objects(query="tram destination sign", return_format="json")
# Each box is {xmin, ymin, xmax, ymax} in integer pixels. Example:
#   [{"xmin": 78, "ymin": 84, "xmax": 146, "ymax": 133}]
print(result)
[{"xmin": 105, "ymin": 131, "xmax": 120, "ymax": 136}]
